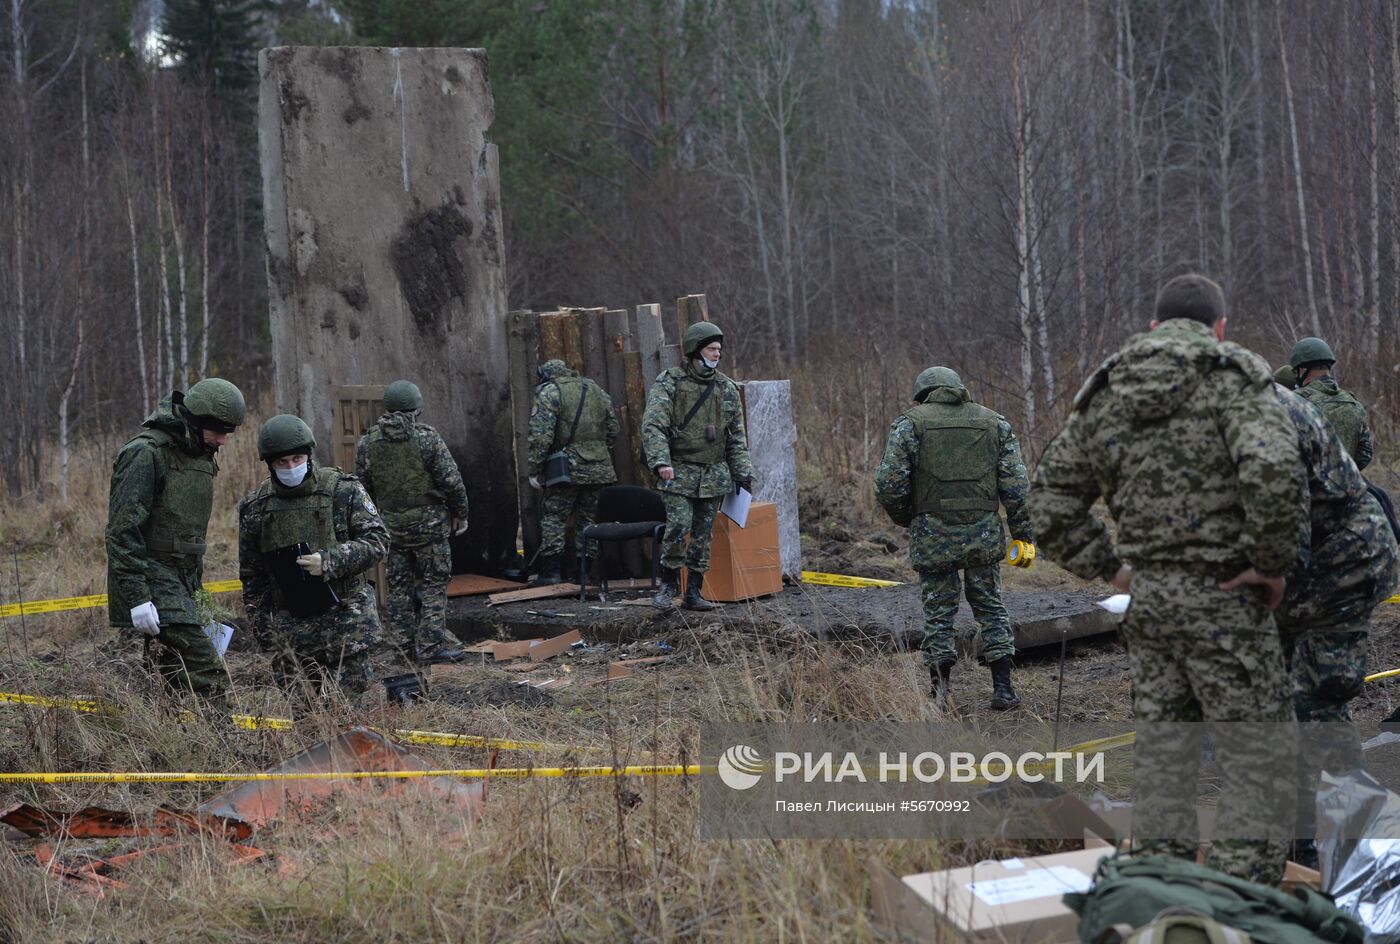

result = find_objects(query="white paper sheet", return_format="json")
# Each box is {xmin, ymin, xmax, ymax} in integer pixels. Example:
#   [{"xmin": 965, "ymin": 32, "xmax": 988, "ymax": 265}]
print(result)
[
  {"xmin": 966, "ymin": 866, "xmax": 1093, "ymax": 906},
  {"xmin": 1096, "ymin": 594, "xmax": 1132, "ymax": 615},
  {"xmin": 721, "ymin": 487, "xmax": 753, "ymax": 528},
  {"xmin": 203, "ymin": 620, "xmax": 234, "ymax": 657}
]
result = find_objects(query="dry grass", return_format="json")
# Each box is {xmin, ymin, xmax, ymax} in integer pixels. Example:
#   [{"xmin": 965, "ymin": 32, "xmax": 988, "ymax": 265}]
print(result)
[{"xmin": 0, "ymin": 385, "xmax": 1244, "ymax": 942}]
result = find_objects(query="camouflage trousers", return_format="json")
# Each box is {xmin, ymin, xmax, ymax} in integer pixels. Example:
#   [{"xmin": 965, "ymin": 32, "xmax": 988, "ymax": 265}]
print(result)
[
  {"xmin": 1122, "ymin": 566, "xmax": 1296, "ymax": 886},
  {"xmin": 266, "ymin": 583, "xmax": 381, "ymax": 703},
  {"xmin": 540, "ymin": 484, "xmax": 604, "ymax": 558},
  {"xmin": 918, "ymin": 565, "xmax": 1014, "ymax": 667},
  {"xmin": 659, "ymin": 493, "xmax": 722, "ymax": 573},
  {"xmin": 385, "ymin": 540, "xmax": 457, "ymax": 655},
  {"xmin": 149, "ymin": 622, "xmax": 229, "ymax": 707},
  {"xmin": 1285, "ymin": 622, "xmax": 1369, "ymax": 827},
  {"xmin": 1286, "ymin": 625, "xmax": 1368, "ymax": 723}
]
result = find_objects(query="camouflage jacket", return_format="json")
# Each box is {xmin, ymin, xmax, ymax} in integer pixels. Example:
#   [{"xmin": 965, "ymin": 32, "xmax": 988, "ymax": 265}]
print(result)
[
  {"xmin": 1276, "ymin": 385, "xmax": 1366, "ymax": 548},
  {"xmin": 874, "ymin": 386, "xmax": 1033, "ymax": 571},
  {"xmin": 354, "ymin": 412, "xmax": 469, "ymax": 546},
  {"xmin": 1275, "ymin": 384, "xmax": 1398, "ymax": 631},
  {"xmin": 527, "ymin": 360, "xmax": 620, "ymax": 485},
  {"xmin": 642, "ymin": 363, "xmax": 755, "ymax": 499},
  {"xmin": 1030, "ymin": 319, "xmax": 1307, "ymax": 581},
  {"xmin": 1296, "ymin": 377, "xmax": 1373, "ymax": 470},
  {"xmin": 238, "ymin": 464, "xmax": 389, "ymax": 642},
  {"xmin": 106, "ymin": 393, "xmax": 217, "ymax": 626}
]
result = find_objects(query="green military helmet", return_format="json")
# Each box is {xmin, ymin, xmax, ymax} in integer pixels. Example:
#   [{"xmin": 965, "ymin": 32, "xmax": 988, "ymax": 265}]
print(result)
[
  {"xmin": 536, "ymin": 359, "xmax": 571, "ymax": 383},
  {"xmin": 683, "ymin": 321, "xmax": 724, "ymax": 357},
  {"xmin": 257, "ymin": 414, "xmax": 316, "ymax": 461},
  {"xmin": 1289, "ymin": 337, "xmax": 1336, "ymax": 369},
  {"xmin": 1273, "ymin": 365, "xmax": 1297, "ymax": 389},
  {"xmin": 183, "ymin": 378, "xmax": 246, "ymax": 432},
  {"xmin": 912, "ymin": 366, "xmax": 963, "ymax": 402},
  {"xmin": 383, "ymin": 379, "xmax": 423, "ymax": 413}
]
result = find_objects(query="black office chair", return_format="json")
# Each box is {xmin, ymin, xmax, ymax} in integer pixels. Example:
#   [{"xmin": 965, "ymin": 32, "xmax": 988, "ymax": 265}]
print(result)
[{"xmin": 578, "ymin": 485, "xmax": 667, "ymax": 600}]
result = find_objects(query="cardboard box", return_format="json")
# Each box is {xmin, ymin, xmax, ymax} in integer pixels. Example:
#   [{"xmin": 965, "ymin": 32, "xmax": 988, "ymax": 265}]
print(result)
[
  {"xmin": 870, "ymin": 847, "xmax": 1112, "ymax": 943},
  {"xmin": 695, "ymin": 501, "xmax": 783, "ymax": 602}
]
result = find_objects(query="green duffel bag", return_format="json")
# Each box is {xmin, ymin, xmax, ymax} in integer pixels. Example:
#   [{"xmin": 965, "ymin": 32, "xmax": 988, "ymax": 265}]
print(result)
[{"xmin": 1064, "ymin": 854, "xmax": 1362, "ymax": 944}]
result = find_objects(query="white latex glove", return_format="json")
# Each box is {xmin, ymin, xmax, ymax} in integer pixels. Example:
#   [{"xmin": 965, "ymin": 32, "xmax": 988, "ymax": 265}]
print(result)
[
  {"xmin": 453, "ymin": 517, "xmax": 469, "ymax": 536},
  {"xmin": 130, "ymin": 602, "xmax": 161, "ymax": 637},
  {"xmin": 296, "ymin": 552, "xmax": 325, "ymax": 576},
  {"xmin": 528, "ymin": 476, "xmax": 543, "ymax": 490}
]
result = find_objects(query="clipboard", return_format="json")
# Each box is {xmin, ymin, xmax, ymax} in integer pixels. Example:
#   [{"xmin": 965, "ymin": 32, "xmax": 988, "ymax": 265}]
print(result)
[
  {"xmin": 264, "ymin": 541, "xmax": 340, "ymax": 618},
  {"xmin": 721, "ymin": 487, "xmax": 752, "ymax": 528}
]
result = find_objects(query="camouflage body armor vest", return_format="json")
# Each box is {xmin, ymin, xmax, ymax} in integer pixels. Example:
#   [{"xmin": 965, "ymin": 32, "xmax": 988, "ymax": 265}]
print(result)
[
  {"xmin": 1299, "ymin": 381, "xmax": 1367, "ymax": 459},
  {"xmin": 366, "ymin": 424, "xmax": 442, "ymax": 532},
  {"xmin": 133, "ymin": 428, "xmax": 215, "ymax": 566},
  {"xmin": 669, "ymin": 371, "xmax": 726, "ymax": 465},
  {"xmin": 255, "ymin": 466, "xmax": 359, "ymax": 605},
  {"xmin": 553, "ymin": 377, "xmax": 612, "ymax": 464},
  {"xmin": 902, "ymin": 400, "xmax": 1000, "ymax": 525}
]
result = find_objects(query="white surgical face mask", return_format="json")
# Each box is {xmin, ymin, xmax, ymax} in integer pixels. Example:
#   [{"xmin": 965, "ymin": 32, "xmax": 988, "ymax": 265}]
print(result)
[
  {"xmin": 275, "ymin": 461, "xmax": 309, "ymax": 488},
  {"xmin": 701, "ymin": 355, "xmax": 720, "ymax": 370}
]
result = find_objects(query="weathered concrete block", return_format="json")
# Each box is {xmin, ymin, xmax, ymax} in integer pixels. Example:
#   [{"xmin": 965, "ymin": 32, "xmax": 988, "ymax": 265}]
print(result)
[
  {"xmin": 259, "ymin": 46, "xmax": 516, "ymax": 572},
  {"xmin": 743, "ymin": 380, "xmax": 802, "ymax": 578}
]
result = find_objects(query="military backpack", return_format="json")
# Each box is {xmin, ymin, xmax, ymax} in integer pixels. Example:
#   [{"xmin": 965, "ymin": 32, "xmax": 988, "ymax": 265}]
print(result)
[{"xmin": 1065, "ymin": 854, "xmax": 1362, "ymax": 944}]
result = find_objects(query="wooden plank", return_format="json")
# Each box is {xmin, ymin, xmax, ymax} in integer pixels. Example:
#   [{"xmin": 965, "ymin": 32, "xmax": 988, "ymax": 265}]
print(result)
[
  {"xmin": 676, "ymin": 293, "xmax": 708, "ymax": 347},
  {"xmin": 560, "ymin": 310, "xmax": 584, "ymax": 372},
  {"xmin": 634, "ymin": 303, "xmax": 664, "ymax": 389},
  {"xmin": 486, "ymin": 583, "xmax": 584, "ymax": 606},
  {"xmin": 507, "ymin": 310, "xmax": 542, "ymax": 568},
  {"xmin": 607, "ymin": 656, "xmax": 672, "ymax": 680},
  {"xmin": 623, "ymin": 351, "xmax": 649, "ymax": 484},
  {"xmin": 492, "ymin": 639, "xmax": 540, "ymax": 661},
  {"xmin": 606, "ymin": 348, "xmax": 636, "ymax": 488},
  {"xmin": 660, "ymin": 343, "xmax": 681, "ymax": 371},
  {"xmin": 529, "ymin": 628, "xmax": 583, "ymax": 662},
  {"xmin": 537, "ymin": 311, "xmax": 565, "ymax": 363},
  {"xmin": 447, "ymin": 574, "xmax": 527, "ymax": 598},
  {"xmin": 575, "ymin": 307, "xmax": 610, "ymax": 389}
]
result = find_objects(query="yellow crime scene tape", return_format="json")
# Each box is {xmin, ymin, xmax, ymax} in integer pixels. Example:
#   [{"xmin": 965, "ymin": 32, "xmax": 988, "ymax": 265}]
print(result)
[
  {"xmin": 0, "ymin": 690, "xmax": 598, "ymax": 754},
  {"xmin": 0, "ymin": 579, "xmax": 243, "ymax": 619},
  {"xmin": 0, "ymin": 765, "xmax": 707, "ymax": 785},
  {"xmin": 800, "ymin": 571, "xmax": 902, "ymax": 588},
  {"xmin": 0, "ymin": 731, "xmax": 1132, "ymax": 787}
]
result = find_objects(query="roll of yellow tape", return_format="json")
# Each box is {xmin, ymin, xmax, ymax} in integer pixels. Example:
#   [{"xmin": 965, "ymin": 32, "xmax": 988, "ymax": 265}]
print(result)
[{"xmin": 1007, "ymin": 540, "xmax": 1037, "ymax": 568}]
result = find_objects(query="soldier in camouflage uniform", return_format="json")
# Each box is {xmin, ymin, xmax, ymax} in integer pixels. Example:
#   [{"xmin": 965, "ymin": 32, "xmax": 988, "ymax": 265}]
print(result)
[
  {"xmin": 1031, "ymin": 275, "xmax": 1308, "ymax": 886},
  {"xmin": 1270, "ymin": 379, "xmax": 1397, "ymax": 724},
  {"xmin": 106, "ymin": 378, "xmax": 246, "ymax": 709},
  {"xmin": 874, "ymin": 367, "xmax": 1034, "ymax": 712},
  {"xmin": 355, "ymin": 380, "xmax": 470, "ymax": 664},
  {"xmin": 526, "ymin": 360, "xmax": 620, "ymax": 584},
  {"xmin": 1288, "ymin": 337, "xmax": 1373, "ymax": 469},
  {"xmin": 1271, "ymin": 376, "xmax": 1398, "ymax": 864},
  {"xmin": 240, "ymin": 415, "xmax": 389, "ymax": 705},
  {"xmin": 642, "ymin": 322, "xmax": 755, "ymax": 610}
]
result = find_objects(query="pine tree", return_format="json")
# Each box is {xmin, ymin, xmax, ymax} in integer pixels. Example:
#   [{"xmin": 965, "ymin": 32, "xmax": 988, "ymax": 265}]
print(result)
[{"xmin": 162, "ymin": 0, "xmax": 264, "ymax": 93}]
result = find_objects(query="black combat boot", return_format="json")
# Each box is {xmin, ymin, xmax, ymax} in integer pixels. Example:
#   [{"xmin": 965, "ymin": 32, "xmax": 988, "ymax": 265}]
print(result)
[
  {"xmin": 929, "ymin": 661, "xmax": 954, "ymax": 711},
  {"xmin": 534, "ymin": 554, "xmax": 563, "ymax": 586},
  {"xmin": 653, "ymin": 568, "xmax": 680, "ymax": 609},
  {"xmin": 423, "ymin": 646, "xmax": 467, "ymax": 665},
  {"xmin": 682, "ymin": 572, "xmax": 717, "ymax": 611},
  {"xmin": 988, "ymin": 657, "xmax": 1022, "ymax": 710}
]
